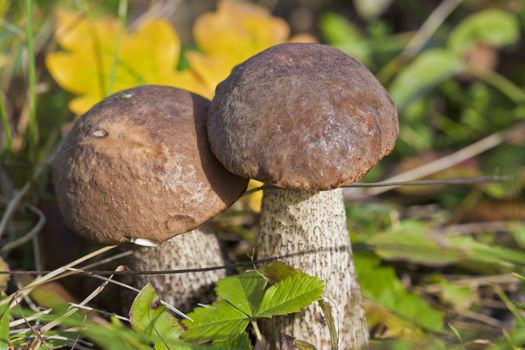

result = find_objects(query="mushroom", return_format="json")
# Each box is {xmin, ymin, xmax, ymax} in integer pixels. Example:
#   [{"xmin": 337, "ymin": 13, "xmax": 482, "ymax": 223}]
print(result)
[
  {"xmin": 53, "ymin": 85, "xmax": 248, "ymax": 310},
  {"xmin": 207, "ymin": 43, "xmax": 398, "ymax": 348}
]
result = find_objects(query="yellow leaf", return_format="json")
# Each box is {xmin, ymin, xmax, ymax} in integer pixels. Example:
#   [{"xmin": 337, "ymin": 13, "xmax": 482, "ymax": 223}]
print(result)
[
  {"xmin": 69, "ymin": 95, "xmax": 101, "ymax": 116},
  {"xmin": 193, "ymin": 0, "xmax": 289, "ymax": 60},
  {"xmin": 46, "ymin": 51, "xmax": 104, "ymax": 96},
  {"xmin": 165, "ymin": 70, "xmax": 211, "ymax": 100},
  {"xmin": 0, "ymin": 0, "xmax": 9, "ymax": 19},
  {"xmin": 47, "ymin": 10, "xmax": 204, "ymax": 115},
  {"xmin": 246, "ymin": 180, "xmax": 264, "ymax": 213},
  {"xmin": 188, "ymin": 0, "xmax": 318, "ymax": 99},
  {"xmin": 186, "ymin": 52, "xmax": 237, "ymax": 97},
  {"xmin": 0, "ymin": 257, "xmax": 9, "ymax": 293},
  {"xmin": 364, "ymin": 301, "xmax": 422, "ymax": 339},
  {"xmin": 119, "ymin": 19, "xmax": 181, "ymax": 85},
  {"xmin": 289, "ymin": 33, "xmax": 318, "ymax": 43},
  {"xmin": 54, "ymin": 9, "xmax": 119, "ymax": 53}
]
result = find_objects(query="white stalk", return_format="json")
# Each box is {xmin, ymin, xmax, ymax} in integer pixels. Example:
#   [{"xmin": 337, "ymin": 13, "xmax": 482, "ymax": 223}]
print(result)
[
  {"xmin": 258, "ymin": 188, "xmax": 368, "ymax": 349},
  {"xmin": 125, "ymin": 224, "xmax": 225, "ymax": 312}
]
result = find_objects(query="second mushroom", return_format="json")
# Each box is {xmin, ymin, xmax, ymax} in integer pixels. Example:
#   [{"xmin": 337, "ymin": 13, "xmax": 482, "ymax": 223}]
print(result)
[{"xmin": 53, "ymin": 85, "xmax": 248, "ymax": 311}]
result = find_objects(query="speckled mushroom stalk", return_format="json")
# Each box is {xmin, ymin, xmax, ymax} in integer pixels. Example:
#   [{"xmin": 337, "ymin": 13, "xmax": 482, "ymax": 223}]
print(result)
[
  {"xmin": 125, "ymin": 225, "xmax": 226, "ymax": 311},
  {"xmin": 258, "ymin": 188, "xmax": 368, "ymax": 348},
  {"xmin": 207, "ymin": 43, "xmax": 399, "ymax": 349},
  {"xmin": 53, "ymin": 86, "xmax": 248, "ymax": 312}
]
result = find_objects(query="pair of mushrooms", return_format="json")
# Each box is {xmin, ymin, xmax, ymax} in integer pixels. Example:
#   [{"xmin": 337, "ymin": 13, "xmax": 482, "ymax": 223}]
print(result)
[{"xmin": 53, "ymin": 43, "xmax": 398, "ymax": 349}]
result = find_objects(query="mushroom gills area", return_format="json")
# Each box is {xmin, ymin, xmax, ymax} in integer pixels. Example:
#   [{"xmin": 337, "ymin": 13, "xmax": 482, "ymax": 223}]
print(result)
[
  {"xmin": 125, "ymin": 225, "xmax": 226, "ymax": 312},
  {"xmin": 258, "ymin": 188, "xmax": 368, "ymax": 349}
]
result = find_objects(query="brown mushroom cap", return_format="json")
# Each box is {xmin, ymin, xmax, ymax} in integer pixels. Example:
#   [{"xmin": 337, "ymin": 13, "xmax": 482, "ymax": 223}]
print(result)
[
  {"xmin": 208, "ymin": 43, "xmax": 399, "ymax": 190},
  {"xmin": 53, "ymin": 85, "xmax": 248, "ymax": 244}
]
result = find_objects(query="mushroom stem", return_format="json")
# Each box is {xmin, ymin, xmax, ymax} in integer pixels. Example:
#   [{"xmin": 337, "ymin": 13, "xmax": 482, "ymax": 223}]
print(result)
[
  {"xmin": 257, "ymin": 188, "xmax": 368, "ymax": 349},
  {"xmin": 125, "ymin": 224, "xmax": 226, "ymax": 312}
]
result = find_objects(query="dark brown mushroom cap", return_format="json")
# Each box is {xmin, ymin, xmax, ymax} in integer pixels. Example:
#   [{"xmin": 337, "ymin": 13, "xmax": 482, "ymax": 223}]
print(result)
[
  {"xmin": 53, "ymin": 85, "xmax": 248, "ymax": 244},
  {"xmin": 208, "ymin": 43, "xmax": 399, "ymax": 190}
]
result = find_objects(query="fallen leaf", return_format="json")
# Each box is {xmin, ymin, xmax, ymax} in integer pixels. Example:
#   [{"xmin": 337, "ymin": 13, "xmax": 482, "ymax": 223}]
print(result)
[{"xmin": 47, "ymin": 9, "xmax": 206, "ymax": 114}]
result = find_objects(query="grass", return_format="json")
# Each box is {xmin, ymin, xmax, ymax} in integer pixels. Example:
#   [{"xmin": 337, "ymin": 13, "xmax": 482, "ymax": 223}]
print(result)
[{"xmin": 25, "ymin": 0, "xmax": 38, "ymax": 167}]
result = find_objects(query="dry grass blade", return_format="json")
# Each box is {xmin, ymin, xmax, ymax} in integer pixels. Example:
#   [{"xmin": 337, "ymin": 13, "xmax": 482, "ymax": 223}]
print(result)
[
  {"xmin": 456, "ymin": 309, "xmax": 504, "ymax": 329},
  {"xmin": 30, "ymin": 266, "xmax": 125, "ymax": 347},
  {"xmin": 431, "ymin": 221, "xmax": 522, "ymax": 236},
  {"xmin": 9, "ymin": 309, "xmax": 51, "ymax": 327},
  {"xmin": 15, "ymin": 298, "xmax": 50, "ymax": 350},
  {"xmin": 0, "ymin": 245, "xmax": 116, "ymax": 307},
  {"xmin": 64, "ymin": 267, "xmax": 140, "ymax": 293},
  {"xmin": 69, "ymin": 303, "xmax": 130, "ymax": 322},
  {"xmin": 419, "ymin": 273, "xmax": 516, "ymax": 294},
  {"xmin": 400, "ymin": 0, "xmax": 464, "ymax": 58},
  {"xmin": 345, "ymin": 121, "xmax": 525, "ymax": 199}
]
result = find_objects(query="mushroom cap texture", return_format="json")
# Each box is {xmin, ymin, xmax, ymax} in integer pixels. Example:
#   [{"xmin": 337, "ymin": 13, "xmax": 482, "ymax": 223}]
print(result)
[
  {"xmin": 53, "ymin": 85, "xmax": 248, "ymax": 244},
  {"xmin": 208, "ymin": 43, "xmax": 399, "ymax": 190}
]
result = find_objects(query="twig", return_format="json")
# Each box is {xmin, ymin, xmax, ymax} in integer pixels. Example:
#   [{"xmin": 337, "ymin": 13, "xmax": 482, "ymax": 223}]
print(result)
[
  {"xmin": 1, "ymin": 204, "xmax": 46, "ymax": 253},
  {"xmin": 69, "ymin": 303, "xmax": 129, "ymax": 322},
  {"xmin": 243, "ymin": 176, "xmax": 510, "ymax": 197},
  {"xmin": 418, "ymin": 273, "xmax": 516, "ymax": 294},
  {"xmin": 78, "ymin": 251, "xmax": 132, "ymax": 269},
  {"xmin": 400, "ymin": 0, "xmax": 464, "ymax": 58},
  {"xmin": 431, "ymin": 221, "xmax": 522, "ymax": 236},
  {"xmin": 378, "ymin": 0, "xmax": 464, "ymax": 82},
  {"xmin": 345, "ymin": 121, "xmax": 525, "ymax": 199},
  {"xmin": 64, "ymin": 267, "xmax": 139, "ymax": 293},
  {"xmin": 67, "ymin": 265, "xmax": 190, "ymax": 321},
  {"xmin": 0, "ymin": 151, "xmax": 55, "ymax": 241},
  {"xmin": 0, "ymin": 182, "xmax": 30, "ymax": 241},
  {"xmin": 456, "ymin": 309, "xmax": 504, "ymax": 329},
  {"xmin": 0, "ymin": 245, "xmax": 351, "ymax": 276}
]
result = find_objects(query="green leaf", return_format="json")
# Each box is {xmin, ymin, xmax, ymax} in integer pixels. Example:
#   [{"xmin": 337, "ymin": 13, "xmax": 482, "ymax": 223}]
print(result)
[
  {"xmin": 319, "ymin": 13, "xmax": 363, "ymax": 44},
  {"xmin": 256, "ymin": 274, "xmax": 324, "ymax": 318},
  {"xmin": 448, "ymin": 9, "xmax": 520, "ymax": 54},
  {"xmin": 355, "ymin": 253, "xmax": 444, "ymax": 332},
  {"xmin": 318, "ymin": 13, "xmax": 370, "ymax": 64},
  {"xmin": 294, "ymin": 340, "xmax": 317, "ymax": 350},
  {"xmin": 368, "ymin": 221, "xmax": 464, "ymax": 266},
  {"xmin": 182, "ymin": 301, "xmax": 250, "ymax": 343},
  {"xmin": 260, "ymin": 262, "xmax": 300, "ymax": 283},
  {"xmin": 0, "ymin": 304, "xmax": 9, "ymax": 350},
  {"xmin": 389, "ymin": 49, "xmax": 462, "ymax": 112},
  {"xmin": 215, "ymin": 272, "xmax": 266, "ymax": 317},
  {"xmin": 439, "ymin": 279, "xmax": 475, "ymax": 311},
  {"xmin": 130, "ymin": 284, "xmax": 184, "ymax": 349},
  {"xmin": 368, "ymin": 221, "xmax": 525, "ymax": 270},
  {"xmin": 83, "ymin": 318, "xmax": 153, "ymax": 350},
  {"xmin": 190, "ymin": 333, "xmax": 252, "ymax": 350}
]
